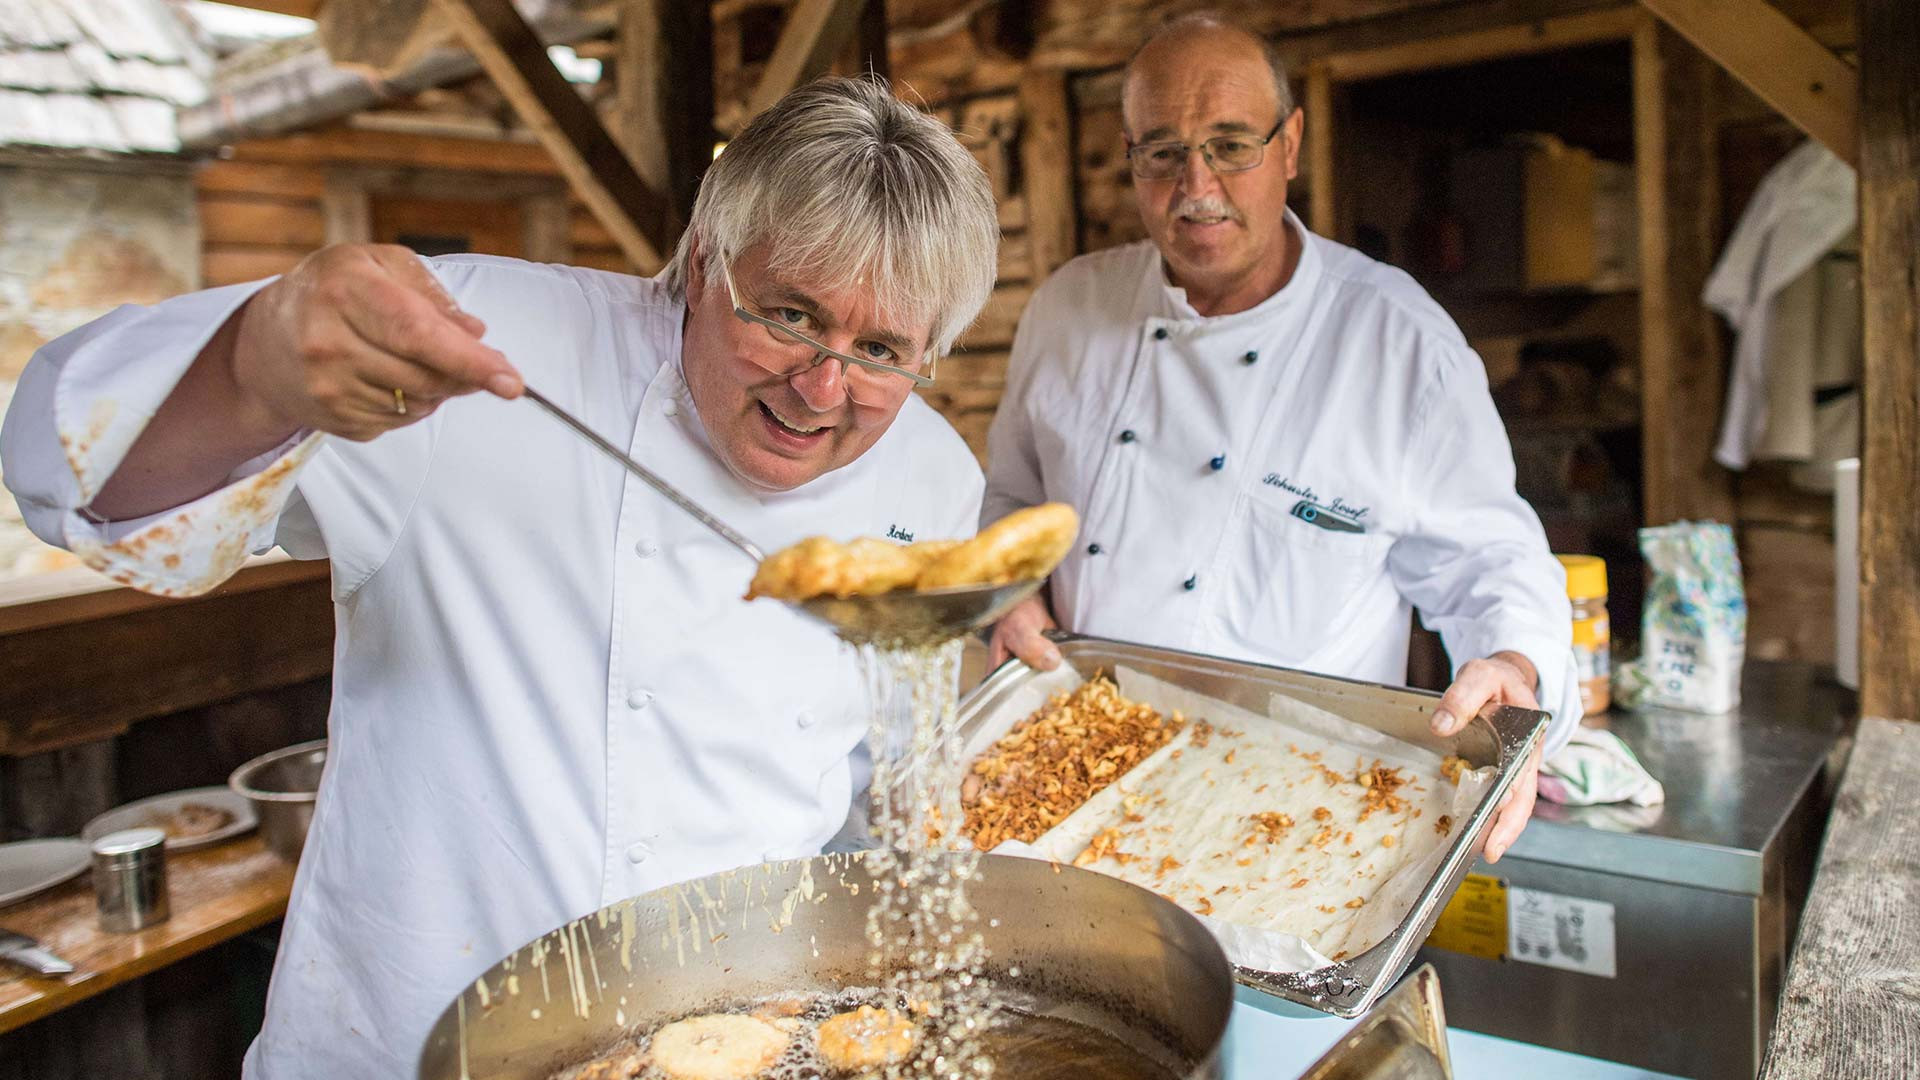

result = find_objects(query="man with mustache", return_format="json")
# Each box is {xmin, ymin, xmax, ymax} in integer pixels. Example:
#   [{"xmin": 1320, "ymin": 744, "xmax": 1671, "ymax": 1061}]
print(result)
[
  {"xmin": 983, "ymin": 13, "xmax": 1580, "ymax": 860},
  {"xmin": 3, "ymin": 78, "xmax": 997, "ymax": 1076}
]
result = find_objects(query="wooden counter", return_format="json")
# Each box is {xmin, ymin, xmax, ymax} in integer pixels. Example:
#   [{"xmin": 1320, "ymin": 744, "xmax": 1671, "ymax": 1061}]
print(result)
[
  {"xmin": 1761, "ymin": 716, "xmax": 1920, "ymax": 1079},
  {"xmin": 0, "ymin": 834, "xmax": 294, "ymax": 1036}
]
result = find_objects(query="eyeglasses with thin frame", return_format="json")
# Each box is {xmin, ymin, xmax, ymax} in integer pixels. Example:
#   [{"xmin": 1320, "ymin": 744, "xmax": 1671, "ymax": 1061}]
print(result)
[
  {"xmin": 1125, "ymin": 120, "xmax": 1285, "ymax": 181},
  {"xmin": 718, "ymin": 259, "xmax": 936, "ymax": 407}
]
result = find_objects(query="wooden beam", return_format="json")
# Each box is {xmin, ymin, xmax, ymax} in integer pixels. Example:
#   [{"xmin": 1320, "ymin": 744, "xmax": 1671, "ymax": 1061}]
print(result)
[
  {"xmin": 1017, "ymin": 69, "xmax": 1076, "ymax": 282},
  {"xmin": 1856, "ymin": 0, "xmax": 1920, "ymax": 723},
  {"xmin": 1634, "ymin": 17, "xmax": 1735, "ymax": 525},
  {"xmin": 228, "ymin": 127, "xmax": 563, "ymax": 175},
  {"xmin": 1319, "ymin": 6, "xmax": 1642, "ymax": 82},
  {"xmin": 317, "ymin": 0, "xmax": 450, "ymax": 78},
  {"xmin": 1305, "ymin": 62, "xmax": 1335, "ymax": 239},
  {"xmin": 748, "ymin": 0, "xmax": 868, "ymax": 117},
  {"xmin": 616, "ymin": 0, "xmax": 714, "ymax": 242},
  {"xmin": 432, "ymin": 0, "xmax": 670, "ymax": 269},
  {"xmin": 1637, "ymin": 0, "xmax": 1859, "ymax": 167}
]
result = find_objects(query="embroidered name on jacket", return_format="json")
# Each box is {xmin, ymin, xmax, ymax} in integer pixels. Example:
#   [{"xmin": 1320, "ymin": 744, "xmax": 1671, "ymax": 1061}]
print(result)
[
  {"xmin": 1262, "ymin": 475, "xmax": 1370, "ymax": 534},
  {"xmin": 886, "ymin": 524, "xmax": 916, "ymax": 542}
]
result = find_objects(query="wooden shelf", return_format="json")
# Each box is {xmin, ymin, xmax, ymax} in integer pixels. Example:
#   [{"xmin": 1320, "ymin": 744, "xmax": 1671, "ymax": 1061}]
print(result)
[{"xmin": 0, "ymin": 834, "xmax": 295, "ymax": 1036}]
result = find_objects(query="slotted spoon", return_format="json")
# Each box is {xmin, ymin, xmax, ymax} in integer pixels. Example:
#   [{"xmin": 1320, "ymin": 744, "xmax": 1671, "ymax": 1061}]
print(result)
[{"xmin": 524, "ymin": 387, "xmax": 1040, "ymax": 645}]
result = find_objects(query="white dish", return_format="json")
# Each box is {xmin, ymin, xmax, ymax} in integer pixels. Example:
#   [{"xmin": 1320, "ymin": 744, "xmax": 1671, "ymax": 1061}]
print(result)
[
  {"xmin": 81, "ymin": 787, "xmax": 257, "ymax": 852},
  {"xmin": 0, "ymin": 838, "xmax": 90, "ymax": 908}
]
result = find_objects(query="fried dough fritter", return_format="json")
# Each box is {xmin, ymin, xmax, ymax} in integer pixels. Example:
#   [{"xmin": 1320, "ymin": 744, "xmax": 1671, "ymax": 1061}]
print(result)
[
  {"xmin": 744, "ymin": 504, "xmax": 1078, "ymax": 604},
  {"xmin": 814, "ymin": 1005, "xmax": 918, "ymax": 1072},
  {"xmin": 916, "ymin": 503, "xmax": 1079, "ymax": 590},
  {"xmin": 647, "ymin": 1014, "xmax": 791, "ymax": 1080}
]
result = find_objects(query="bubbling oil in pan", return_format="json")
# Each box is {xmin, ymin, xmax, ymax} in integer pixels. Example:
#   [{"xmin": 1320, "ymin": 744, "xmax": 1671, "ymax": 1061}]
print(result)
[
  {"xmin": 551, "ymin": 644, "xmax": 1182, "ymax": 1080},
  {"xmin": 551, "ymin": 987, "xmax": 1182, "ymax": 1080}
]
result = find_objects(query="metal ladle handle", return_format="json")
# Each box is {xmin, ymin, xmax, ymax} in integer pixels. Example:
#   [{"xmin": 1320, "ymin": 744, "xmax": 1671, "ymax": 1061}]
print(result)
[{"xmin": 522, "ymin": 386, "xmax": 766, "ymax": 562}]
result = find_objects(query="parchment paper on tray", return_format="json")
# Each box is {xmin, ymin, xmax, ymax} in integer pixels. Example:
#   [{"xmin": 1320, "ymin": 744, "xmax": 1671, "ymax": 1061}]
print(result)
[{"xmin": 976, "ymin": 665, "xmax": 1492, "ymax": 971}]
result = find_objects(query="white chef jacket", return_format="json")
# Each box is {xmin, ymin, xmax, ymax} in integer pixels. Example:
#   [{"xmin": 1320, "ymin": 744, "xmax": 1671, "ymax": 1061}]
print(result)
[
  {"xmin": 984, "ymin": 212, "xmax": 1580, "ymax": 753},
  {"xmin": 2, "ymin": 256, "xmax": 984, "ymax": 1078}
]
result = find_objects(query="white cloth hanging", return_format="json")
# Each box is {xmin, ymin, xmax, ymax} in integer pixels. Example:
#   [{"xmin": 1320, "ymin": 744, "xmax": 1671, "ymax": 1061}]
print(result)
[{"xmin": 1703, "ymin": 141, "xmax": 1860, "ymax": 484}]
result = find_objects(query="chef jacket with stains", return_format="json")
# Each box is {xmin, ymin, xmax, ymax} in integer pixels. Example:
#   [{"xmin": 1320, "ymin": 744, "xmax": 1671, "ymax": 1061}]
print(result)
[
  {"xmin": 984, "ymin": 212, "xmax": 1580, "ymax": 754},
  {"xmin": 2, "ymin": 256, "xmax": 984, "ymax": 1078}
]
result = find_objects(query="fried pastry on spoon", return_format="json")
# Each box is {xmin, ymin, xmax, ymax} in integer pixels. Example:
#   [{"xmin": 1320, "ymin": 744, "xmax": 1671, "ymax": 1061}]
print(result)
[
  {"xmin": 916, "ymin": 502, "xmax": 1079, "ymax": 590},
  {"xmin": 745, "ymin": 504, "xmax": 1077, "ymax": 603}
]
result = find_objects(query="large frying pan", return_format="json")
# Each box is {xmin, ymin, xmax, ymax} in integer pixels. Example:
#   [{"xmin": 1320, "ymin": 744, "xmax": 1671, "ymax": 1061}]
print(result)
[{"xmin": 419, "ymin": 852, "xmax": 1235, "ymax": 1079}]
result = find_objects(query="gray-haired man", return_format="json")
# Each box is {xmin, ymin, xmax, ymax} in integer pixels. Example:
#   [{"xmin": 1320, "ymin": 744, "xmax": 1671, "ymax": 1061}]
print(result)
[{"xmin": 2, "ymin": 77, "xmax": 998, "ymax": 1078}]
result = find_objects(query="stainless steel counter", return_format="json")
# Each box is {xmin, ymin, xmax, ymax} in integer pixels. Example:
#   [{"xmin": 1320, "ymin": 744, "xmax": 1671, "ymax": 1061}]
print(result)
[
  {"xmin": 1419, "ymin": 660, "xmax": 1852, "ymax": 1080},
  {"xmin": 1513, "ymin": 660, "xmax": 1851, "ymax": 892}
]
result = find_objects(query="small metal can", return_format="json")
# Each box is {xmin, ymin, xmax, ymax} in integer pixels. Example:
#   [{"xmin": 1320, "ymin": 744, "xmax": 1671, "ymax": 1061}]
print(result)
[{"xmin": 91, "ymin": 827, "xmax": 170, "ymax": 932}]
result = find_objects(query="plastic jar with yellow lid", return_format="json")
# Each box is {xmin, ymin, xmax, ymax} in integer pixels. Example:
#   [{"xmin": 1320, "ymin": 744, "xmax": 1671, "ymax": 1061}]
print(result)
[{"xmin": 1557, "ymin": 554, "xmax": 1610, "ymax": 714}]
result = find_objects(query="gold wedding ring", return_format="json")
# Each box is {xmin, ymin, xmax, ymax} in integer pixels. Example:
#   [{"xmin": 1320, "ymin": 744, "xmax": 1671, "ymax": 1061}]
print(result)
[{"xmin": 393, "ymin": 388, "xmax": 408, "ymax": 415}]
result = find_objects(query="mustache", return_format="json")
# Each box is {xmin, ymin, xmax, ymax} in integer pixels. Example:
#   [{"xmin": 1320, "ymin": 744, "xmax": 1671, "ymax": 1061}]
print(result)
[{"xmin": 1172, "ymin": 197, "xmax": 1240, "ymax": 222}]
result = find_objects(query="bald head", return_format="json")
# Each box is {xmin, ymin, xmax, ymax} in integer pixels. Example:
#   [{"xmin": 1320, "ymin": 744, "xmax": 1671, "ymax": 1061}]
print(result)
[
  {"xmin": 1115, "ymin": 11, "xmax": 1305, "ymax": 317},
  {"xmin": 1121, "ymin": 14, "xmax": 1293, "ymax": 138}
]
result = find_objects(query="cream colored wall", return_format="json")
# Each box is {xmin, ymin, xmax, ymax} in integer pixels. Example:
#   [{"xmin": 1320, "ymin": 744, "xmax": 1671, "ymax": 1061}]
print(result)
[{"xmin": 0, "ymin": 163, "xmax": 200, "ymax": 580}]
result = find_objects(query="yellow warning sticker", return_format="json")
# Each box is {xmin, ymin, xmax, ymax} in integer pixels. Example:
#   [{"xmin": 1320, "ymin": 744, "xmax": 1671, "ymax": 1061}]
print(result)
[{"xmin": 1424, "ymin": 873, "xmax": 1507, "ymax": 961}]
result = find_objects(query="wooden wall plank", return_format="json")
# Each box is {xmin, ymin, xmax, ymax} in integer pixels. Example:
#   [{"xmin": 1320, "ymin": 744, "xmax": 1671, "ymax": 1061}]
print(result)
[
  {"xmin": 1634, "ymin": 18, "xmax": 1735, "ymax": 525},
  {"xmin": 1856, "ymin": 0, "xmax": 1920, "ymax": 722},
  {"xmin": 199, "ymin": 196, "xmax": 326, "ymax": 249},
  {"xmin": 202, "ymin": 248, "xmax": 306, "ymax": 287},
  {"xmin": 195, "ymin": 161, "xmax": 327, "ymax": 201},
  {"xmin": 958, "ymin": 283, "xmax": 1033, "ymax": 351}
]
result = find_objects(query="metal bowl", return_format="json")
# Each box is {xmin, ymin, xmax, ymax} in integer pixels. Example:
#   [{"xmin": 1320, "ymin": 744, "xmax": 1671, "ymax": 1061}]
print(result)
[
  {"xmin": 419, "ymin": 852, "xmax": 1235, "ymax": 1079},
  {"xmin": 227, "ymin": 739, "xmax": 327, "ymax": 864}
]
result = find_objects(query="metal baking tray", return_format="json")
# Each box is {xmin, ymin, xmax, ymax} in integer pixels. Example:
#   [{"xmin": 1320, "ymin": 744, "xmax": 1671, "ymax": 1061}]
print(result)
[{"xmin": 950, "ymin": 633, "xmax": 1548, "ymax": 1019}]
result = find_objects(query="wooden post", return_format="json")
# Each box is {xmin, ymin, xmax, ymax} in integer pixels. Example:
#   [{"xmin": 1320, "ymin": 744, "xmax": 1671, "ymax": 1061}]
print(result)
[
  {"xmin": 520, "ymin": 193, "xmax": 572, "ymax": 263},
  {"xmin": 1857, "ymin": 0, "xmax": 1920, "ymax": 723},
  {"xmin": 320, "ymin": 171, "xmax": 372, "ymax": 245},
  {"xmin": 1633, "ymin": 18, "xmax": 1734, "ymax": 525},
  {"xmin": 1017, "ymin": 70, "xmax": 1076, "ymax": 282},
  {"xmin": 432, "ymin": 0, "xmax": 670, "ymax": 270},
  {"xmin": 616, "ymin": 0, "xmax": 714, "ymax": 242},
  {"xmin": 858, "ymin": 0, "xmax": 889, "ymax": 81},
  {"xmin": 1305, "ymin": 62, "xmax": 1335, "ymax": 239}
]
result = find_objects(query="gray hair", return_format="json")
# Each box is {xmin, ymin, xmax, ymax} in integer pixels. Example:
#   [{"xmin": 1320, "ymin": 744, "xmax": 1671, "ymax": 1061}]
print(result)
[
  {"xmin": 662, "ymin": 75, "xmax": 999, "ymax": 358},
  {"xmin": 1124, "ymin": 11, "xmax": 1295, "ymax": 127}
]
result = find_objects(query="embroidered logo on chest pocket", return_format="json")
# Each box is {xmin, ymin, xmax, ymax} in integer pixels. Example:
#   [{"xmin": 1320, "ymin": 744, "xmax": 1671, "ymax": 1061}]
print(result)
[{"xmin": 1262, "ymin": 474, "xmax": 1372, "ymax": 534}]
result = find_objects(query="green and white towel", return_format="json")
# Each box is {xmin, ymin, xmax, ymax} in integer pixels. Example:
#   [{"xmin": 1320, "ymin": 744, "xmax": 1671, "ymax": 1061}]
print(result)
[{"xmin": 1539, "ymin": 726, "xmax": 1666, "ymax": 807}]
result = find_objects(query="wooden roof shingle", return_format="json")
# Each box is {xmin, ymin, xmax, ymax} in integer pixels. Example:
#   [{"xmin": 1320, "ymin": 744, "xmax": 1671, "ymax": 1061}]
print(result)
[{"xmin": 0, "ymin": 0, "xmax": 212, "ymax": 156}]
